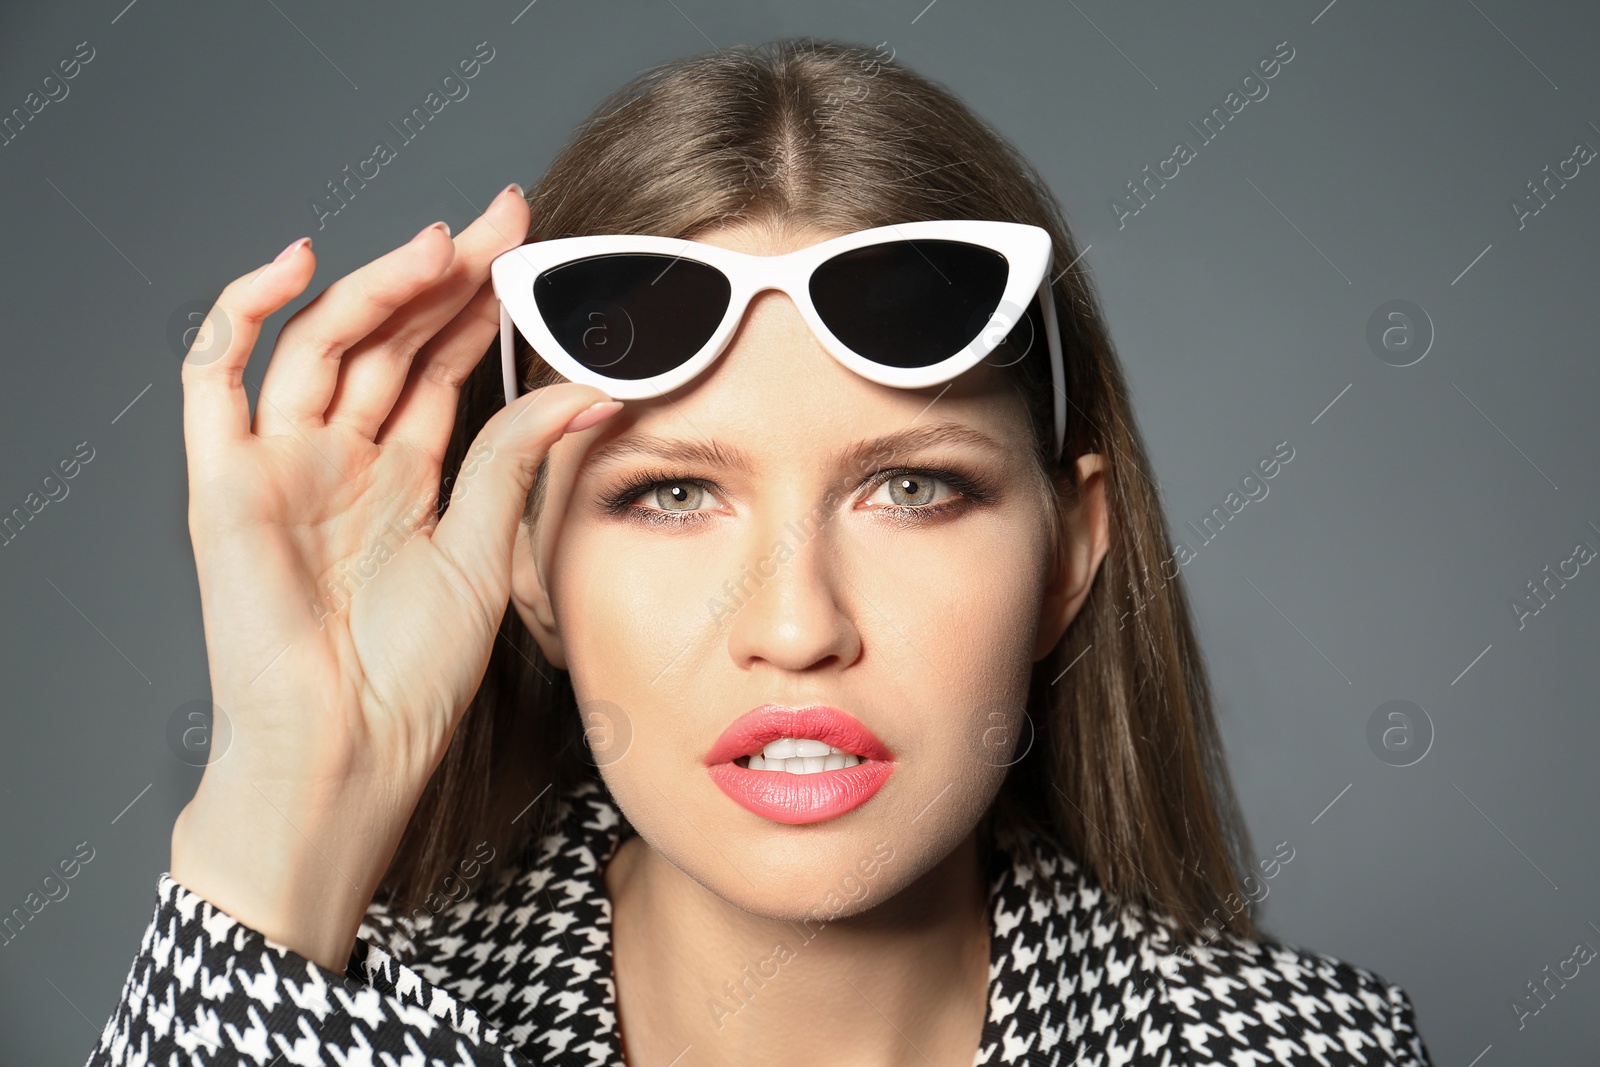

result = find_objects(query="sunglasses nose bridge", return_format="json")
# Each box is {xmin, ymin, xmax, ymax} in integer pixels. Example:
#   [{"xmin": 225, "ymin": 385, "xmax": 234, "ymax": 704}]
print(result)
[
  {"xmin": 723, "ymin": 269, "xmax": 821, "ymax": 331},
  {"xmin": 707, "ymin": 270, "xmax": 856, "ymax": 393}
]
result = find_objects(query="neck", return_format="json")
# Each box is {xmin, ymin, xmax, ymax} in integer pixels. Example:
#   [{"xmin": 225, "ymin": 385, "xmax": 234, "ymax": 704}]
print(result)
[{"xmin": 605, "ymin": 826, "xmax": 992, "ymax": 1067}]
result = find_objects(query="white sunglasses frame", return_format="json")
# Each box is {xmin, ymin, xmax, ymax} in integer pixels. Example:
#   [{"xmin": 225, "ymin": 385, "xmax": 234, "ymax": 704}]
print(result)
[{"xmin": 490, "ymin": 218, "xmax": 1066, "ymax": 460}]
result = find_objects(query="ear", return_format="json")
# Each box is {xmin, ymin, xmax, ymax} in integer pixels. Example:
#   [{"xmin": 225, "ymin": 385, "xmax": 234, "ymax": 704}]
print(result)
[
  {"xmin": 510, "ymin": 519, "xmax": 567, "ymax": 670},
  {"xmin": 1033, "ymin": 453, "xmax": 1110, "ymax": 662}
]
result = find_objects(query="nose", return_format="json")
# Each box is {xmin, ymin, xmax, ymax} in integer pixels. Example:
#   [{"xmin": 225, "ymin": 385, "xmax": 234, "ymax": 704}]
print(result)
[{"xmin": 722, "ymin": 515, "xmax": 863, "ymax": 674}]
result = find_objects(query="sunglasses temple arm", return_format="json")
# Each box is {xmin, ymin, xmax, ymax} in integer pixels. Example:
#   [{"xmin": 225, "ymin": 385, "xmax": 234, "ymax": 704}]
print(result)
[
  {"xmin": 1038, "ymin": 280, "xmax": 1067, "ymax": 463},
  {"xmin": 500, "ymin": 300, "xmax": 519, "ymax": 406}
]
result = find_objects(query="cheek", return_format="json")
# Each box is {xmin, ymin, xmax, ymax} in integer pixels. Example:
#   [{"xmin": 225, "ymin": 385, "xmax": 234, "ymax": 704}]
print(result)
[
  {"xmin": 868, "ymin": 515, "xmax": 1046, "ymax": 724},
  {"xmin": 551, "ymin": 529, "xmax": 727, "ymax": 811},
  {"xmin": 880, "ymin": 532, "xmax": 1040, "ymax": 661},
  {"xmin": 554, "ymin": 533, "xmax": 715, "ymax": 697}
]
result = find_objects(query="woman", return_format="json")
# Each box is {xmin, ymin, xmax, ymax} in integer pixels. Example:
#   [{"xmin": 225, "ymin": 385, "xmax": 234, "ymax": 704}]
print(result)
[{"xmin": 87, "ymin": 37, "xmax": 1432, "ymax": 1067}]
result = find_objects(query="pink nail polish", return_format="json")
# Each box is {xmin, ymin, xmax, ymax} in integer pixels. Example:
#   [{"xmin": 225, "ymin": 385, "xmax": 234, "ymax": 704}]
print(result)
[
  {"xmin": 413, "ymin": 220, "xmax": 451, "ymax": 243},
  {"xmin": 562, "ymin": 400, "xmax": 623, "ymax": 435},
  {"xmin": 273, "ymin": 237, "xmax": 310, "ymax": 264}
]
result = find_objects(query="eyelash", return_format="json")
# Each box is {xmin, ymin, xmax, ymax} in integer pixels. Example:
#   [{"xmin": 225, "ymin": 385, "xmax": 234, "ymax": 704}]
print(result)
[{"xmin": 596, "ymin": 465, "xmax": 995, "ymax": 528}]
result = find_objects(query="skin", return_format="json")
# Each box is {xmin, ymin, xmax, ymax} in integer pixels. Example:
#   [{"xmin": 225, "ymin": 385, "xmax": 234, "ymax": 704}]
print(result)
[
  {"xmin": 511, "ymin": 221, "xmax": 1111, "ymax": 1066},
  {"xmin": 169, "ymin": 185, "xmax": 617, "ymax": 971},
  {"xmin": 167, "ymin": 186, "xmax": 1108, "ymax": 1066}
]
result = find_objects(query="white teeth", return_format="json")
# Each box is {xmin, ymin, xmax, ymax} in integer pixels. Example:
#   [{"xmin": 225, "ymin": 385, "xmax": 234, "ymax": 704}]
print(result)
[
  {"xmin": 746, "ymin": 752, "xmax": 861, "ymax": 773},
  {"xmin": 759, "ymin": 737, "xmax": 848, "ymax": 760},
  {"xmin": 743, "ymin": 737, "xmax": 863, "ymax": 772}
]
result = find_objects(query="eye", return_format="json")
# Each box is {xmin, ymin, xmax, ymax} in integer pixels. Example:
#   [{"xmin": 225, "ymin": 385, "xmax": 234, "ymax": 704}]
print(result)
[
  {"xmin": 866, "ymin": 472, "xmax": 953, "ymax": 508},
  {"xmin": 643, "ymin": 480, "xmax": 712, "ymax": 513},
  {"xmin": 861, "ymin": 467, "xmax": 987, "ymax": 521},
  {"xmin": 599, "ymin": 464, "xmax": 992, "ymax": 528},
  {"xmin": 599, "ymin": 470, "xmax": 726, "ymax": 527}
]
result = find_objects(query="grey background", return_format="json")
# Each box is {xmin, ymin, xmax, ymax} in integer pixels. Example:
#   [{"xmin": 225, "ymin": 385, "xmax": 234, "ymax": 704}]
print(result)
[{"xmin": 1, "ymin": 0, "xmax": 1595, "ymax": 1062}]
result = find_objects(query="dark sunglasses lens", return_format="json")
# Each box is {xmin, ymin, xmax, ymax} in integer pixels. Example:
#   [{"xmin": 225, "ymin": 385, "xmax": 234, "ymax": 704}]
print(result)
[
  {"xmin": 532, "ymin": 253, "xmax": 730, "ymax": 380},
  {"xmin": 809, "ymin": 240, "xmax": 1009, "ymax": 368},
  {"xmin": 989, "ymin": 293, "xmax": 1044, "ymax": 368}
]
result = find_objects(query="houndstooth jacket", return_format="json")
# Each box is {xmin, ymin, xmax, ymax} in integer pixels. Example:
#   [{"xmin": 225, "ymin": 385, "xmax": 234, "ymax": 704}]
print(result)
[{"xmin": 86, "ymin": 776, "xmax": 1433, "ymax": 1066}]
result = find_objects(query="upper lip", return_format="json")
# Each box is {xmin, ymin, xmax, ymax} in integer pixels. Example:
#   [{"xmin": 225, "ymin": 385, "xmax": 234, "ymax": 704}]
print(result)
[{"xmin": 704, "ymin": 704, "xmax": 894, "ymax": 766}]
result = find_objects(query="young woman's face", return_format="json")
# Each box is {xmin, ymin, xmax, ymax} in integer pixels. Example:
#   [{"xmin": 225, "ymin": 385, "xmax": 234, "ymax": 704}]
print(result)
[{"xmin": 511, "ymin": 220, "xmax": 1093, "ymax": 920}]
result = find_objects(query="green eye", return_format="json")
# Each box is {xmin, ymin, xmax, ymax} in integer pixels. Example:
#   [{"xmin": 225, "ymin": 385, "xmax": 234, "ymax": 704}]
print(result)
[
  {"xmin": 652, "ymin": 482, "xmax": 705, "ymax": 511},
  {"xmin": 880, "ymin": 474, "xmax": 941, "ymax": 507},
  {"xmin": 600, "ymin": 464, "xmax": 992, "ymax": 528}
]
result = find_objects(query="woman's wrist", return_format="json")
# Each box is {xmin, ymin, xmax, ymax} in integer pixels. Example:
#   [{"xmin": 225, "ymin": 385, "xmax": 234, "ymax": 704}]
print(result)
[{"xmin": 169, "ymin": 767, "xmax": 418, "ymax": 972}]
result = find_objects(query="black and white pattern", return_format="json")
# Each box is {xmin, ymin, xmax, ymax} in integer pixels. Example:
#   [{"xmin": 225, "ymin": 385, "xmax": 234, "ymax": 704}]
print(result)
[{"xmin": 86, "ymin": 777, "xmax": 1433, "ymax": 1065}]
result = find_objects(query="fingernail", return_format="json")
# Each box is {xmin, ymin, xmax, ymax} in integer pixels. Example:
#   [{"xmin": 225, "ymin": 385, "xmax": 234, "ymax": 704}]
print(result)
[
  {"xmin": 273, "ymin": 237, "xmax": 311, "ymax": 264},
  {"xmin": 413, "ymin": 220, "xmax": 451, "ymax": 243},
  {"xmin": 500, "ymin": 182, "xmax": 524, "ymax": 201},
  {"xmin": 562, "ymin": 400, "xmax": 623, "ymax": 435}
]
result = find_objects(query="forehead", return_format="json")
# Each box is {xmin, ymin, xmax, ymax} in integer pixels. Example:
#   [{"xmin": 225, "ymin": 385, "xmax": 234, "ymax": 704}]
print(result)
[
  {"xmin": 687, "ymin": 218, "xmax": 852, "ymax": 256},
  {"xmin": 548, "ymin": 218, "xmax": 1031, "ymax": 475}
]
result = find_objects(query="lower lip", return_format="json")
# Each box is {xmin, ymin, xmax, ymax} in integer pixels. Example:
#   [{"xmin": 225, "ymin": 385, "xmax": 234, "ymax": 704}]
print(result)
[{"xmin": 706, "ymin": 760, "xmax": 895, "ymax": 824}]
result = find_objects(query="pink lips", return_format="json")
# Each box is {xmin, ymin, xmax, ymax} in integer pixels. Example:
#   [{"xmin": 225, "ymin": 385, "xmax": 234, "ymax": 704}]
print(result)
[{"xmin": 704, "ymin": 704, "xmax": 895, "ymax": 825}]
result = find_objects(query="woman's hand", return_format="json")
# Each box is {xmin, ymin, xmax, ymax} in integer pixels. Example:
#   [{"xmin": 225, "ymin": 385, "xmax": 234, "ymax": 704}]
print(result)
[{"xmin": 169, "ymin": 186, "xmax": 619, "ymax": 971}]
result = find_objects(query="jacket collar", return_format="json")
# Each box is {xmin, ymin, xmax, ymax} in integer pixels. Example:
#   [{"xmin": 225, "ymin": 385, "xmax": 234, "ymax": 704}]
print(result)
[
  {"xmin": 543, "ymin": 776, "xmax": 1181, "ymax": 1066},
  {"xmin": 356, "ymin": 777, "xmax": 1188, "ymax": 1065}
]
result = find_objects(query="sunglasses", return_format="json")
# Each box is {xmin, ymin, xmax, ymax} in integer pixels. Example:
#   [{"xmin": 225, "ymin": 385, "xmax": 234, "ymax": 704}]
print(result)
[{"xmin": 490, "ymin": 219, "xmax": 1066, "ymax": 460}]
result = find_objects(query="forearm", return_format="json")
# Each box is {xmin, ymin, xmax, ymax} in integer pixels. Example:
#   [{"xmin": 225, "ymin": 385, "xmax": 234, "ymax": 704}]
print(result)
[{"xmin": 169, "ymin": 768, "xmax": 417, "ymax": 972}]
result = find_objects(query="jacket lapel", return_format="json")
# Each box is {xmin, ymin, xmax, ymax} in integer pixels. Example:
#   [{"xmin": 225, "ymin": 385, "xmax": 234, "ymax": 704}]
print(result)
[{"xmin": 974, "ymin": 820, "xmax": 1181, "ymax": 1066}]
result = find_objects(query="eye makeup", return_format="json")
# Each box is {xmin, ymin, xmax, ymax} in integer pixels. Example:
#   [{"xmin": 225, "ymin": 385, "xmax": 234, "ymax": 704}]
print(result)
[{"xmin": 592, "ymin": 463, "xmax": 999, "ymax": 529}]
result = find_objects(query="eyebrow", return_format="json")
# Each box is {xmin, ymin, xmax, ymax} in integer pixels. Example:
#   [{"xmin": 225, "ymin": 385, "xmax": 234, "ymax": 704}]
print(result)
[{"xmin": 581, "ymin": 420, "xmax": 1009, "ymax": 476}]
